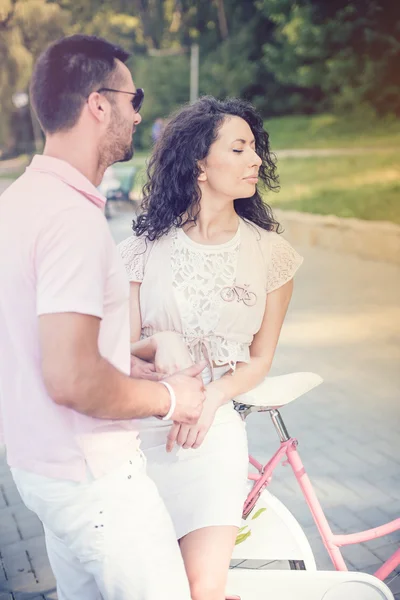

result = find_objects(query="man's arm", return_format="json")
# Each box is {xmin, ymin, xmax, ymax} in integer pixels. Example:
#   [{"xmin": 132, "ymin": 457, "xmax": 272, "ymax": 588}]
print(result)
[
  {"xmin": 39, "ymin": 311, "xmax": 205, "ymax": 422},
  {"xmin": 35, "ymin": 207, "xmax": 204, "ymax": 423}
]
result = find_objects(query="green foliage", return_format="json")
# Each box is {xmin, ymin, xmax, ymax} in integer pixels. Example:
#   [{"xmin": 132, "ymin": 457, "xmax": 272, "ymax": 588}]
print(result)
[
  {"xmin": 258, "ymin": 0, "xmax": 400, "ymax": 115},
  {"xmin": 126, "ymin": 114, "xmax": 400, "ymax": 223},
  {"xmin": 0, "ymin": 0, "xmax": 69, "ymax": 152},
  {"xmin": 1, "ymin": 0, "xmax": 399, "ymax": 155},
  {"xmin": 235, "ymin": 525, "xmax": 252, "ymax": 545},
  {"xmin": 251, "ymin": 507, "xmax": 267, "ymax": 519},
  {"xmin": 200, "ymin": 24, "xmax": 258, "ymax": 99},
  {"xmin": 16, "ymin": 0, "xmax": 70, "ymax": 60},
  {"xmin": 132, "ymin": 53, "xmax": 191, "ymax": 149},
  {"xmin": 79, "ymin": 11, "xmax": 145, "ymax": 54}
]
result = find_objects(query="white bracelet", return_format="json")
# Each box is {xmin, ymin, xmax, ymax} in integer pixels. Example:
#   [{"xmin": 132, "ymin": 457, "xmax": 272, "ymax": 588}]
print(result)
[{"xmin": 159, "ymin": 381, "xmax": 176, "ymax": 421}]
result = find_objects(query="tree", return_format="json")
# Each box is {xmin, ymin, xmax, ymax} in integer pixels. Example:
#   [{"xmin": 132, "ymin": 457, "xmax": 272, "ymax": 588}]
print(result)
[
  {"xmin": 1, "ymin": 0, "xmax": 399, "ymax": 155},
  {"xmin": 258, "ymin": 0, "xmax": 400, "ymax": 115},
  {"xmin": 0, "ymin": 0, "xmax": 69, "ymax": 153}
]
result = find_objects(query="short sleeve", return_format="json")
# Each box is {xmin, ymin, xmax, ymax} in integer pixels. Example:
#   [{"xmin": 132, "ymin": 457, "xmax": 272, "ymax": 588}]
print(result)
[
  {"xmin": 118, "ymin": 235, "xmax": 149, "ymax": 282},
  {"xmin": 266, "ymin": 233, "xmax": 303, "ymax": 293},
  {"xmin": 35, "ymin": 206, "xmax": 110, "ymax": 318}
]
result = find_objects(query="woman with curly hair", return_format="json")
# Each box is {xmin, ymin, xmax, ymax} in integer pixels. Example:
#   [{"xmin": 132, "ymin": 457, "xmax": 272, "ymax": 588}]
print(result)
[{"xmin": 118, "ymin": 96, "xmax": 303, "ymax": 599}]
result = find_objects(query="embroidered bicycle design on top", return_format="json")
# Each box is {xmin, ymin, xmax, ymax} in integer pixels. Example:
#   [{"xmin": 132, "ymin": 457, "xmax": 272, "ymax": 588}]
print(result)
[{"xmin": 220, "ymin": 284, "xmax": 257, "ymax": 307}]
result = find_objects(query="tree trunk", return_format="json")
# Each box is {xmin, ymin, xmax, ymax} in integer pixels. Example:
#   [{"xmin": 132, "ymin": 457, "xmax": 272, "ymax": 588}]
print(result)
[
  {"xmin": 132, "ymin": 0, "xmax": 162, "ymax": 49},
  {"xmin": 215, "ymin": 0, "xmax": 228, "ymax": 39}
]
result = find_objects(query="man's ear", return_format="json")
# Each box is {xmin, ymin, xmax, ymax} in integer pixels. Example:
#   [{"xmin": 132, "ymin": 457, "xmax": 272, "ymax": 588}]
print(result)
[{"xmin": 87, "ymin": 92, "xmax": 108, "ymax": 123}]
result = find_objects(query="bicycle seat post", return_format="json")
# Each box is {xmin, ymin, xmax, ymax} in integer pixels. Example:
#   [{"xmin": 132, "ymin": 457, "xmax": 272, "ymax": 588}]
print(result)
[{"xmin": 269, "ymin": 409, "xmax": 290, "ymax": 442}]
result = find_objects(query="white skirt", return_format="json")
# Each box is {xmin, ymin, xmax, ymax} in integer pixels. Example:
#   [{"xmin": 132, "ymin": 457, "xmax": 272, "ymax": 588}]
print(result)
[{"xmin": 136, "ymin": 366, "xmax": 249, "ymax": 540}]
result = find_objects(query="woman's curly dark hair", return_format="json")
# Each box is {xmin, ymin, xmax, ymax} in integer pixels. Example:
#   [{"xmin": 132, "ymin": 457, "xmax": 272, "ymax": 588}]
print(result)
[{"xmin": 134, "ymin": 96, "xmax": 281, "ymax": 240}]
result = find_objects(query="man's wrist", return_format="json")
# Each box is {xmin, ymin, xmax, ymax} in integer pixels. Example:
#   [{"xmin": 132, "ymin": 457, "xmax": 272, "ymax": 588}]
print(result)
[
  {"xmin": 154, "ymin": 380, "xmax": 172, "ymax": 418},
  {"xmin": 159, "ymin": 381, "xmax": 176, "ymax": 420}
]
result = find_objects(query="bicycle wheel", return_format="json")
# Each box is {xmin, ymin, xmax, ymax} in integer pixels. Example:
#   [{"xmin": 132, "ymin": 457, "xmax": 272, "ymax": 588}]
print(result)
[
  {"xmin": 231, "ymin": 488, "xmax": 315, "ymax": 572},
  {"xmin": 221, "ymin": 286, "xmax": 236, "ymax": 302},
  {"xmin": 226, "ymin": 570, "xmax": 394, "ymax": 600},
  {"xmin": 243, "ymin": 292, "xmax": 257, "ymax": 307},
  {"xmin": 231, "ymin": 558, "xmax": 306, "ymax": 571}
]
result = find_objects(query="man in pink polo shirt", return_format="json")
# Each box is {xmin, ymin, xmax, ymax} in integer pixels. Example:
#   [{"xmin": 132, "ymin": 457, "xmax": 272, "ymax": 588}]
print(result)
[{"xmin": 0, "ymin": 35, "xmax": 205, "ymax": 599}]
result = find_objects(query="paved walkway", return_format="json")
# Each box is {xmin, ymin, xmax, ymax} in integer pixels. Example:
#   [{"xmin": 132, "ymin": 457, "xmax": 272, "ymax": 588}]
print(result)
[
  {"xmin": 276, "ymin": 146, "xmax": 396, "ymax": 158},
  {"xmin": 0, "ymin": 209, "xmax": 399, "ymax": 598}
]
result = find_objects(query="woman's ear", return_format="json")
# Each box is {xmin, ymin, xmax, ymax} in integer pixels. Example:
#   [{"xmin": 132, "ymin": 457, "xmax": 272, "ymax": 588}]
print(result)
[{"xmin": 197, "ymin": 160, "xmax": 207, "ymax": 182}]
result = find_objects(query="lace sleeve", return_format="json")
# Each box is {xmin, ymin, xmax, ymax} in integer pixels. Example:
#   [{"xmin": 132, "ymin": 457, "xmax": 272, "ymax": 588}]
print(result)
[
  {"xmin": 266, "ymin": 234, "xmax": 303, "ymax": 293},
  {"xmin": 118, "ymin": 235, "xmax": 149, "ymax": 282}
]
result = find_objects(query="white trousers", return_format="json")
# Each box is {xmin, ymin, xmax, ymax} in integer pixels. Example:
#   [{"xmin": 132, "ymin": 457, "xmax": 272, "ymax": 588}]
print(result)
[{"xmin": 11, "ymin": 453, "xmax": 191, "ymax": 600}]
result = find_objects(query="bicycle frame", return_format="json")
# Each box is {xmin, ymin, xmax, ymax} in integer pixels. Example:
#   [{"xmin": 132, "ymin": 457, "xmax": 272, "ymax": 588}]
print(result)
[{"xmin": 242, "ymin": 409, "xmax": 400, "ymax": 581}]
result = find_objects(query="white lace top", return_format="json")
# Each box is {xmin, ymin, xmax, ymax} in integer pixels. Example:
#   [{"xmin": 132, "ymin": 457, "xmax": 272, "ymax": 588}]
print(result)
[
  {"xmin": 118, "ymin": 221, "xmax": 303, "ymax": 370},
  {"xmin": 170, "ymin": 227, "xmax": 246, "ymax": 368}
]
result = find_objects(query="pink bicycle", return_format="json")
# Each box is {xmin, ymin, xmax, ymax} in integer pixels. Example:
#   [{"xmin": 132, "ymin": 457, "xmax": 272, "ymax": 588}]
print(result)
[{"xmin": 224, "ymin": 372, "xmax": 399, "ymax": 599}]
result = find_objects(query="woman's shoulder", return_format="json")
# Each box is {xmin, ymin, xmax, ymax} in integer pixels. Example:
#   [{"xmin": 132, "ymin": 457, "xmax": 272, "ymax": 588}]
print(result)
[
  {"xmin": 117, "ymin": 233, "xmax": 154, "ymax": 282},
  {"xmin": 239, "ymin": 218, "xmax": 303, "ymax": 270},
  {"xmin": 240, "ymin": 218, "xmax": 280, "ymax": 246},
  {"xmin": 118, "ymin": 232, "xmax": 149, "ymax": 259}
]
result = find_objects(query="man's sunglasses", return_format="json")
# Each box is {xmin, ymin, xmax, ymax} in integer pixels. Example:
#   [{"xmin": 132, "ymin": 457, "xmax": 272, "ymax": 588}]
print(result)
[{"xmin": 97, "ymin": 87, "xmax": 144, "ymax": 113}]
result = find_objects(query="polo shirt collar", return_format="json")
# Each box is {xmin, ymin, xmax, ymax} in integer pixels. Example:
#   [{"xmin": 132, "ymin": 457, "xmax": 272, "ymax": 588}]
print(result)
[{"xmin": 27, "ymin": 155, "xmax": 106, "ymax": 209}]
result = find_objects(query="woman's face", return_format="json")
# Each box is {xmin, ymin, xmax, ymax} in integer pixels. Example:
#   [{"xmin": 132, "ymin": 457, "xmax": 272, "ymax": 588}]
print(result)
[{"xmin": 198, "ymin": 116, "xmax": 262, "ymax": 200}]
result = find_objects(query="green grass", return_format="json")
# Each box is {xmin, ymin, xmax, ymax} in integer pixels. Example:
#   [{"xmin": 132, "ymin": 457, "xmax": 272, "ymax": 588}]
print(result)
[
  {"xmin": 130, "ymin": 145, "xmax": 400, "ymax": 224},
  {"xmin": 0, "ymin": 172, "xmax": 23, "ymax": 180},
  {"xmin": 266, "ymin": 113, "xmax": 400, "ymax": 150},
  {"xmin": 267, "ymin": 150, "xmax": 400, "ymax": 224}
]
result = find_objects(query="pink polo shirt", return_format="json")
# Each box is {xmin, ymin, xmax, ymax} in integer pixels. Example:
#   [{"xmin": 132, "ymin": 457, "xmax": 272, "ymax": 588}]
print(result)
[{"xmin": 0, "ymin": 155, "xmax": 139, "ymax": 481}]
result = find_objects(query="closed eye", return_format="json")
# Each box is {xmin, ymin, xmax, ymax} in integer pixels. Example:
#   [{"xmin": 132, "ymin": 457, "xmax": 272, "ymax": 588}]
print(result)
[{"xmin": 233, "ymin": 150, "xmax": 243, "ymax": 153}]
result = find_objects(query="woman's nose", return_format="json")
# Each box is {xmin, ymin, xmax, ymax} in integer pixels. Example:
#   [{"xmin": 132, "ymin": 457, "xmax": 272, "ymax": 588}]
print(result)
[{"xmin": 252, "ymin": 151, "xmax": 262, "ymax": 167}]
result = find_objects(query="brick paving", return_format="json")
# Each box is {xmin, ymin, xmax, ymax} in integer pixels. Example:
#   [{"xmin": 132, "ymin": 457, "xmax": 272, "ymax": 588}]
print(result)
[
  {"xmin": 0, "ymin": 209, "xmax": 398, "ymax": 598},
  {"xmin": 247, "ymin": 240, "xmax": 400, "ymax": 597}
]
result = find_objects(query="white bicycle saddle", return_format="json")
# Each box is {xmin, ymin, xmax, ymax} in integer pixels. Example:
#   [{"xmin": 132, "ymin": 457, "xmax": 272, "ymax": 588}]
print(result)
[{"xmin": 234, "ymin": 372, "xmax": 323, "ymax": 411}]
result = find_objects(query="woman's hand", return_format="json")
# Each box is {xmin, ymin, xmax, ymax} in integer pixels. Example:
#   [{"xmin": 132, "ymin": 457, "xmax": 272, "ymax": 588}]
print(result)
[
  {"xmin": 153, "ymin": 331, "xmax": 194, "ymax": 376},
  {"xmin": 166, "ymin": 386, "xmax": 225, "ymax": 452},
  {"xmin": 130, "ymin": 355, "xmax": 163, "ymax": 381}
]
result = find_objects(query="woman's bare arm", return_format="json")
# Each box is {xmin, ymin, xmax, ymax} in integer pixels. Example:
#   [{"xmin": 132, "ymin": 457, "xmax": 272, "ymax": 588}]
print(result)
[
  {"xmin": 206, "ymin": 279, "xmax": 294, "ymax": 405},
  {"xmin": 166, "ymin": 280, "xmax": 294, "ymax": 450}
]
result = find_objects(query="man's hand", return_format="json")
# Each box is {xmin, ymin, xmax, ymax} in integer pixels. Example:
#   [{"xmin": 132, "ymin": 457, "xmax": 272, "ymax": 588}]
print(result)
[
  {"xmin": 162, "ymin": 362, "xmax": 207, "ymax": 425},
  {"xmin": 130, "ymin": 355, "xmax": 163, "ymax": 381}
]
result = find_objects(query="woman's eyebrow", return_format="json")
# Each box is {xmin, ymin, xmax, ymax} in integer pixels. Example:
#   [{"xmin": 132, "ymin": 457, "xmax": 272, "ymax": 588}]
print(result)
[{"xmin": 232, "ymin": 138, "xmax": 256, "ymax": 144}]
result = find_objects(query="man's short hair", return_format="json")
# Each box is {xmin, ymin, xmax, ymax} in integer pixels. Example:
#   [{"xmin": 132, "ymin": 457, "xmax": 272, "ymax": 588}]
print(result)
[{"xmin": 30, "ymin": 35, "xmax": 130, "ymax": 134}]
